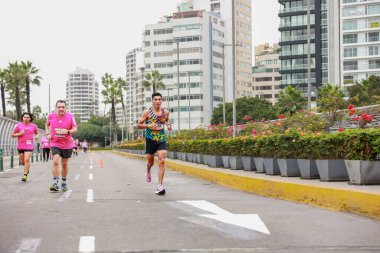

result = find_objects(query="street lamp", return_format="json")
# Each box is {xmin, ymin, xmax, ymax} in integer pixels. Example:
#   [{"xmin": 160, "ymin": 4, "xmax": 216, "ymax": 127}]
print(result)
[
  {"xmin": 307, "ymin": 0, "xmax": 312, "ymax": 110},
  {"xmin": 187, "ymin": 72, "xmax": 191, "ymax": 130},
  {"xmin": 232, "ymin": 0, "xmax": 237, "ymax": 138}
]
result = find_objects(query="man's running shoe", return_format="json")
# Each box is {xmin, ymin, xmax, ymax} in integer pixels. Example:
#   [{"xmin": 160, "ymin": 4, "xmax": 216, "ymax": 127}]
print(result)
[
  {"xmin": 50, "ymin": 183, "xmax": 59, "ymax": 192},
  {"xmin": 61, "ymin": 183, "xmax": 68, "ymax": 192},
  {"xmin": 146, "ymin": 168, "xmax": 152, "ymax": 183},
  {"xmin": 21, "ymin": 174, "xmax": 27, "ymax": 182},
  {"xmin": 155, "ymin": 184, "xmax": 166, "ymax": 195}
]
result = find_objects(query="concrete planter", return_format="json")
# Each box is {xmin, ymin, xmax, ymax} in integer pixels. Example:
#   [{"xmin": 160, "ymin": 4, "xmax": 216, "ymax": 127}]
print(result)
[
  {"xmin": 207, "ymin": 155, "xmax": 223, "ymax": 168},
  {"xmin": 229, "ymin": 156, "xmax": 244, "ymax": 170},
  {"xmin": 345, "ymin": 160, "xmax": 380, "ymax": 185},
  {"xmin": 263, "ymin": 158, "xmax": 280, "ymax": 175},
  {"xmin": 187, "ymin": 153, "xmax": 194, "ymax": 162},
  {"xmin": 277, "ymin": 158, "xmax": 301, "ymax": 177},
  {"xmin": 202, "ymin": 155, "xmax": 209, "ymax": 165},
  {"xmin": 195, "ymin": 154, "xmax": 204, "ymax": 164},
  {"xmin": 297, "ymin": 159, "xmax": 320, "ymax": 179},
  {"xmin": 221, "ymin": 156, "xmax": 230, "ymax": 168},
  {"xmin": 241, "ymin": 156, "xmax": 256, "ymax": 171},
  {"xmin": 176, "ymin": 152, "xmax": 183, "ymax": 160},
  {"xmin": 140, "ymin": 150, "xmax": 145, "ymax": 155},
  {"xmin": 316, "ymin": 159, "xmax": 349, "ymax": 182},
  {"xmin": 167, "ymin": 151, "xmax": 177, "ymax": 159},
  {"xmin": 254, "ymin": 157, "xmax": 265, "ymax": 173},
  {"xmin": 192, "ymin": 153, "xmax": 198, "ymax": 163}
]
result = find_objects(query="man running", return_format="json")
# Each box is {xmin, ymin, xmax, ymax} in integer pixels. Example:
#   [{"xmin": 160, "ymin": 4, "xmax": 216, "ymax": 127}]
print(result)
[
  {"xmin": 137, "ymin": 92, "xmax": 172, "ymax": 195},
  {"xmin": 46, "ymin": 100, "xmax": 77, "ymax": 192},
  {"xmin": 41, "ymin": 135, "xmax": 50, "ymax": 162},
  {"xmin": 11, "ymin": 112, "xmax": 39, "ymax": 182}
]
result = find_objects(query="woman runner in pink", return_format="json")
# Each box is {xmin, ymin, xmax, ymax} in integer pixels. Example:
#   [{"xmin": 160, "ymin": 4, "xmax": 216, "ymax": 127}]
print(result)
[
  {"xmin": 46, "ymin": 100, "xmax": 77, "ymax": 192},
  {"xmin": 41, "ymin": 135, "xmax": 51, "ymax": 161},
  {"xmin": 11, "ymin": 112, "xmax": 39, "ymax": 182}
]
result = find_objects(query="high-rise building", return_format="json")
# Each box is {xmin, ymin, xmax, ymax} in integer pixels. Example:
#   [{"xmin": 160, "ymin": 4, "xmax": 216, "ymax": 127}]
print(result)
[
  {"xmin": 252, "ymin": 43, "xmax": 281, "ymax": 105},
  {"xmin": 341, "ymin": 0, "xmax": 380, "ymax": 86},
  {"xmin": 278, "ymin": 0, "xmax": 340, "ymax": 103},
  {"xmin": 143, "ymin": 10, "xmax": 226, "ymax": 130},
  {"xmin": 66, "ymin": 67, "xmax": 99, "ymax": 122},
  {"xmin": 124, "ymin": 48, "xmax": 145, "ymax": 130},
  {"xmin": 193, "ymin": 0, "xmax": 253, "ymax": 100}
]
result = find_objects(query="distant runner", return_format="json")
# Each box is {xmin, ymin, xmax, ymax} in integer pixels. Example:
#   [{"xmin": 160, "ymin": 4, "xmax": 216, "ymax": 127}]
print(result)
[
  {"xmin": 137, "ymin": 92, "xmax": 172, "ymax": 195},
  {"xmin": 11, "ymin": 112, "xmax": 39, "ymax": 182},
  {"xmin": 41, "ymin": 135, "xmax": 51, "ymax": 162},
  {"xmin": 46, "ymin": 100, "xmax": 77, "ymax": 192}
]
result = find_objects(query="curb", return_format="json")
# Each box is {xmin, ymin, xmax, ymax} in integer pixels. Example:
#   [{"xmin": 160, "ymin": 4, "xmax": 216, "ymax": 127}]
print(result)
[{"xmin": 112, "ymin": 150, "xmax": 380, "ymax": 220}]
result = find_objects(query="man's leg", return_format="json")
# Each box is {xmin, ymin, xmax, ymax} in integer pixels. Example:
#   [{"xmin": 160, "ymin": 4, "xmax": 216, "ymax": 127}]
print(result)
[
  {"xmin": 60, "ymin": 158, "xmax": 69, "ymax": 191},
  {"xmin": 19, "ymin": 153, "xmax": 25, "ymax": 166},
  {"xmin": 50, "ymin": 153, "xmax": 61, "ymax": 191},
  {"xmin": 146, "ymin": 154, "xmax": 154, "ymax": 182},
  {"xmin": 156, "ymin": 150, "xmax": 167, "ymax": 185},
  {"xmin": 23, "ymin": 152, "xmax": 32, "ymax": 175}
]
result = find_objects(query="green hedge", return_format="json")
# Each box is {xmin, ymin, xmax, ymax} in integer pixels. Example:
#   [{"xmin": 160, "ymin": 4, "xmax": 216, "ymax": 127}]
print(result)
[{"xmin": 116, "ymin": 129, "xmax": 380, "ymax": 160}]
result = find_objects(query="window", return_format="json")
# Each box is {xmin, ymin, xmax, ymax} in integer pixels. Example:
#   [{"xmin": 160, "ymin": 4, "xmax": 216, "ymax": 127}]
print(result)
[
  {"xmin": 343, "ymin": 20, "xmax": 357, "ymax": 30},
  {"xmin": 175, "ymin": 36, "xmax": 202, "ymax": 42},
  {"xmin": 255, "ymin": 77, "xmax": 272, "ymax": 82},
  {"xmin": 343, "ymin": 61, "xmax": 358, "ymax": 71},
  {"xmin": 144, "ymin": 41, "xmax": 151, "ymax": 47},
  {"xmin": 368, "ymin": 32, "xmax": 379, "ymax": 42},
  {"xmin": 369, "ymin": 59, "xmax": 380, "ymax": 69},
  {"xmin": 144, "ymin": 30, "xmax": 150, "ymax": 35},
  {"xmin": 344, "ymin": 48, "xmax": 357, "ymax": 57},
  {"xmin": 153, "ymin": 28, "xmax": 173, "ymax": 35},
  {"xmin": 174, "ymin": 59, "xmax": 203, "ymax": 66},
  {"xmin": 343, "ymin": 34, "xmax": 358, "ymax": 44},
  {"xmin": 369, "ymin": 46, "xmax": 379, "ymax": 56},
  {"xmin": 173, "ymin": 24, "xmax": 201, "ymax": 31},
  {"xmin": 368, "ymin": 5, "xmax": 380, "ymax": 15}
]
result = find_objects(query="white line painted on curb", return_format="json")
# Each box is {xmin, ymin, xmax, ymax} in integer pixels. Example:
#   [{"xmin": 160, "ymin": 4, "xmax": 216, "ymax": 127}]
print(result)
[
  {"xmin": 87, "ymin": 189, "xmax": 93, "ymax": 203},
  {"xmin": 74, "ymin": 174, "xmax": 80, "ymax": 180},
  {"xmin": 89, "ymin": 173, "xmax": 93, "ymax": 181},
  {"xmin": 78, "ymin": 236, "xmax": 95, "ymax": 253},
  {"xmin": 89, "ymin": 165, "xmax": 93, "ymax": 170},
  {"xmin": 15, "ymin": 238, "xmax": 41, "ymax": 253},
  {"xmin": 58, "ymin": 189, "xmax": 73, "ymax": 202},
  {"xmin": 179, "ymin": 200, "xmax": 270, "ymax": 235}
]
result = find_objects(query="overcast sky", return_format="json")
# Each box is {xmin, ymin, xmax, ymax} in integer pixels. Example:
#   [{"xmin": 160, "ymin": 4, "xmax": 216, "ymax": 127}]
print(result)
[{"xmin": 0, "ymin": 0, "xmax": 280, "ymax": 114}]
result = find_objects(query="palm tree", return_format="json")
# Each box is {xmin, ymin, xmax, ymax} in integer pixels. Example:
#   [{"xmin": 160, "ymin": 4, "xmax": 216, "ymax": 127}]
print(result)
[
  {"xmin": 115, "ymin": 77, "xmax": 127, "ymax": 140},
  {"xmin": 5, "ymin": 62, "xmax": 24, "ymax": 118},
  {"xmin": 0, "ymin": 68, "xmax": 7, "ymax": 117},
  {"xmin": 142, "ymin": 70, "xmax": 165, "ymax": 93},
  {"xmin": 101, "ymin": 73, "xmax": 121, "ymax": 146},
  {"xmin": 276, "ymin": 85, "xmax": 307, "ymax": 115},
  {"xmin": 21, "ymin": 61, "xmax": 42, "ymax": 112}
]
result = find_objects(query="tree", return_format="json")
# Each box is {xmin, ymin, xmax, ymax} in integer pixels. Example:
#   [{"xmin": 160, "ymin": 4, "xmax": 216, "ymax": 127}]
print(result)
[
  {"xmin": 348, "ymin": 75, "xmax": 380, "ymax": 106},
  {"xmin": 101, "ymin": 73, "xmax": 121, "ymax": 146},
  {"xmin": 32, "ymin": 105, "xmax": 42, "ymax": 118},
  {"xmin": 4, "ymin": 62, "xmax": 24, "ymax": 118},
  {"xmin": 142, "ymin": 70, "xmax": 165, "ymax": 93},
  {"xmin": 87, "ymin": 115, "xmax": 109, "ymax": 127},
  {"xmin": 317, "ymin": 83, "xmax": 347, "ymax": 129},
  {"xmin": 20, "ymin": 61, "xmax": 42, "ymax": 113},
  {"xmin": 211, "ymin": 96, "xmax": 277, "ymax": 125},
  {"xmin": 0, "ymin": 68, "xmax": 7, "ymax": 117},
  {"xmin": 115, "ymin": 77, "xmax": 127, "ymax": 140},
  {"xmin": 276, "ymin": 85, "xmax": 307, "ymax": 115}
]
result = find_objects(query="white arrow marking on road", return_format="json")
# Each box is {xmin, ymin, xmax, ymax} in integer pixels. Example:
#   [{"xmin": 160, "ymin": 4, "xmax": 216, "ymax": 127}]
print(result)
[
  {"xmin": 58, "ymin": 189, "xmax": 73, "ymax": 202},
  {"xmin": 179, "ymin": 200, "xmax": 270, "ymax": 235},
  {"xmin": 89, "ymin": 173, "xmax": 93, "ymax": 181},
  {"xmin": 87, "ymin": 189, "xmax": 93, "ymax": 203},
  {"xmin": 79, "ymin": 236, "xmax": 95, "ymax": 253},
  {"xmin": 89, "ymin": 165, "xmax": 93, "ymax": 170},
  {"xmin": 74, "ymin": 174, "xmax": 80, "ymax": 180},
  {"xmin": 15, "ymin": 238, "xmax": 41, "ymax": 253}
]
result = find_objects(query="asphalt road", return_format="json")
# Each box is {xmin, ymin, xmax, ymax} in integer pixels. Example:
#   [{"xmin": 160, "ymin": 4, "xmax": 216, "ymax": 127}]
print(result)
[{"xmin": 0, "ymin": 151, "xmax": 379, "ymax": 253}]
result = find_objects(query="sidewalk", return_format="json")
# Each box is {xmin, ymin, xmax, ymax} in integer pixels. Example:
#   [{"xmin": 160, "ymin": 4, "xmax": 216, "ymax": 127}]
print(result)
[{"xmin": 113, "ymin": 150, "xmax": 380, "ymax": 220}]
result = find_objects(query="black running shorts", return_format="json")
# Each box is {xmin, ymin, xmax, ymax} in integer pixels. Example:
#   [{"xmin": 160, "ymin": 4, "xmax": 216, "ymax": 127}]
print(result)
[
  {"xmin": 51, "ymin": 147, "xmax": 72, "ymax": 159},
  {"xmin": 145, "ymin": 138, "xmax": 167, "ymax": 155},
  {"xmin": 18, "ymin": 149, "xmax": 33, "ymax": 154}
]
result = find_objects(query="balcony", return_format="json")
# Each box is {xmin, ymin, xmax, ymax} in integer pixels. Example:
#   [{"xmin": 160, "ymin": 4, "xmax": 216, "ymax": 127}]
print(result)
[
  {"xmin": 342, "ymin": 0, "xmax": 380, "ymax": 6},
  {"xmin": 280, "ymin": 50, "xmax": 315, "ymax": 57},
  {"xmin": 279, "ymin": 5, "xmax": 315, "ymax": 14},
  {"xmin": 280, "ymin": 34, "xmax": 315, "ymax": 42},
  {"xmin": 343, "ymin": 22, "xmax": 380, "ymax": 32},
  {"xmin": 280, "ymin": 21, "xmax": 315, "ymax": 28},
  {"xmin": 280, "ymin": 64, "xmax": 315, "ymax": 71},
  {"xmin": 281, "ymin": 78, "xmax": 316, "ymax": 85}
]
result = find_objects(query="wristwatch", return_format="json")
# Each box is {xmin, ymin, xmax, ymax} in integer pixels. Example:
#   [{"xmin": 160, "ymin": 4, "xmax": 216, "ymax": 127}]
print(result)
[{"xmin": 68, "ymin": 130, "xmax": 71, "ymax": 134}]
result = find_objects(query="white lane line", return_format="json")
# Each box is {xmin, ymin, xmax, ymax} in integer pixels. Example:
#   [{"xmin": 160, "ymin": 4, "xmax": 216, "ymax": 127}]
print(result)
[
  {"xmin": 89, "ymin": 173, "xmax": 93, "ymax": 181},
  {"xmin": 87, "ymin": 189, "xmax": 93, "ymax": 203},
  {"xmin": 89, "ymin": 165, "xmax": 93, "ymax": 170},
  {"xmin": 78, "ymin": 236, "xmax": 95, "ymax": 253},
  {"xmin": 58, "ymin": 189, "xmax": 73, "ymax": 202},
  {"xmin": 74, "ymin": 174, "xmax": 80, "ymax": 180},
  {"xmin": 15, "ymin": 238, "xmax": 41, "ymax": 253}
]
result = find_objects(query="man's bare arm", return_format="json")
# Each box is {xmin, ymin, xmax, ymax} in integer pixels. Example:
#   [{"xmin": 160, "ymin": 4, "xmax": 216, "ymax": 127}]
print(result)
[{"xmin": 137, "ymin": 110, "xmax": 150, "ymax": 129}]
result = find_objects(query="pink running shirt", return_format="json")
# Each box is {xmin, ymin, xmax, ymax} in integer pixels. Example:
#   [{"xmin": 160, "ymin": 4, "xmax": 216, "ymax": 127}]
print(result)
[
  {"xmin": 47, "ymin": 112, "xmax": 77, "ymax": 149},
  {"xmin": 13, "ymin": 123, "xmax": 38, "ymax": 150},
  {"xmin": 41, "ymin": 137, "xmax": 50, "ymax": 148}
]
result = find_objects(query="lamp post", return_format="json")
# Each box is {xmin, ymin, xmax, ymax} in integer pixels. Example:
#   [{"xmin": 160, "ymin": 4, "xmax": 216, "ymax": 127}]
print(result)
[
  {"xmin": 188, "ymin": 73, "xmax": 191, "ymax": 130},
  {"xmin": 232, "ymin": 0, "xmax": 237, "ymax": 138},
  {"xmin": 175, "ymin": 40, "xmax": 180, "ymax": 132},
  {"xmin": 307, "ymin": 0, "xmax": 312, "ymax": 110},
  {"xmin": 222, "ymin": 44, "xmax": 226, "ymax": 126}
]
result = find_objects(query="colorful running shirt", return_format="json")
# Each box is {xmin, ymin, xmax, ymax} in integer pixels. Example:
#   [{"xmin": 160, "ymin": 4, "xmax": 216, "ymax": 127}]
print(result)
[
  {"xmin": 47, "ymin": 112, "xmax": 77, "ymax": 149},
  {"xmin": 145, "ymin": 107, "xmax": 168, "ymax": 142},
  {"xmin": 41, "ymin": 136, "xmax": 50, "ymax": 149},
  {"xmin": 13, "ymin": 123, "xmax": 38, "ymax": 150}
]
